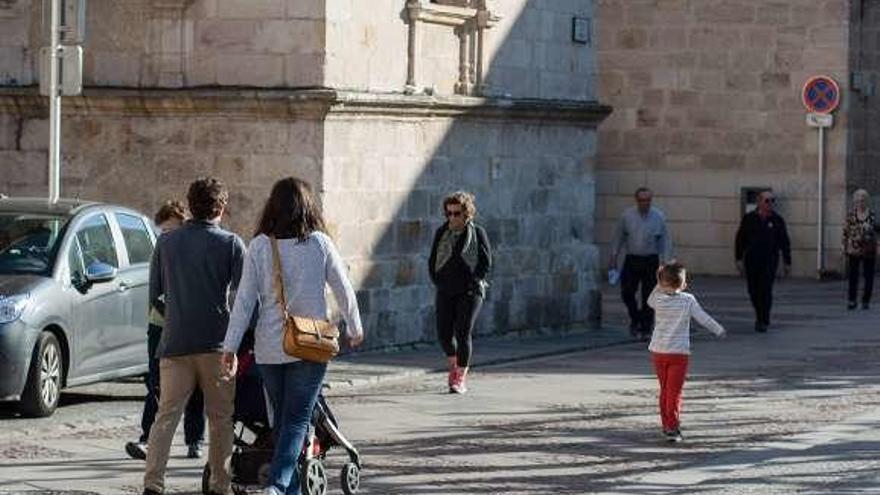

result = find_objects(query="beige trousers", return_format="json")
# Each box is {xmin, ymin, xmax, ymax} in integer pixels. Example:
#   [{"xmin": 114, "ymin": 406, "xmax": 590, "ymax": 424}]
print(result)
[{"xmin": 144, "ymin": 353, "xmax": 235, "ymax": 494}]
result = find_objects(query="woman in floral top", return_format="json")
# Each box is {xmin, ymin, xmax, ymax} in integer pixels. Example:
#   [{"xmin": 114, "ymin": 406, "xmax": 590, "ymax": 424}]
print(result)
[{"xmin": 842, "ymin": 189, "xmax": 879, "ymax": 309}]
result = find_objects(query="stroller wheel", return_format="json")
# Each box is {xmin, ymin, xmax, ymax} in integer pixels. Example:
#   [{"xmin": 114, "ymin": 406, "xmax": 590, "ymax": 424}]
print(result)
[
  {"xmin": 300, "ymin": 459, "xmax": 328, "ymax": 495},
  {"xmin": 201, "ymin": 464, "xmax": 211, "ymax": 495},
  {"xmin": 341, "ymin": 463, "xmax": 360, "ymax": 495}
]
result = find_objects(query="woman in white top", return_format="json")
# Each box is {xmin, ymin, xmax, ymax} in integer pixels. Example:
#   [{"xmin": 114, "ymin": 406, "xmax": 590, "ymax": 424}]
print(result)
[{"xmin": 222, "ymin": 178, "xmax": 364, "ymax": 495}]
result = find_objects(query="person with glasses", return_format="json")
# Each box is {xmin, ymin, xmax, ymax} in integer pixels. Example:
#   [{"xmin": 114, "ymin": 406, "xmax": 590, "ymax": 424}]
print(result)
[
  {"xmin": 610, "ymin": 187, "xmax": 672, "ymax": 341},
  {"xmin": 428, "ymin": 191, "xmax": 492, "ymax": 394},
  {"xmin": 842, "ymin": 189, "xmax": 879, "ymax": 310},
  {"xmin": 735, "ymin": 190, "xmax": 791, "ymax": 333}
]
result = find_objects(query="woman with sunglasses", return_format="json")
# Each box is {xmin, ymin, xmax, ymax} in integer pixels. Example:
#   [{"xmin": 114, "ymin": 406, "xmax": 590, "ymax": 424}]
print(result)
[{"xmin": 428, "ymin": 191, "xmax": 492, "ymax": 393}]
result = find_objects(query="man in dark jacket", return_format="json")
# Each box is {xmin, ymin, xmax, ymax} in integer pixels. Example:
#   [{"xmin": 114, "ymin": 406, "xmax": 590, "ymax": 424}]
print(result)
[
  {"xmin": 143, "ymin": 177, "xmax": 245, "ymax": 495},
  {"xmin": 735, "ymin": 190, "xmax": 791, "ymax": 333}
]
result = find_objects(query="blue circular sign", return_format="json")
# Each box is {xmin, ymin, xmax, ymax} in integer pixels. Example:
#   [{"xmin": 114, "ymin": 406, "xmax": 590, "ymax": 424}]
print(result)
[{"xmin": 802, "ymin": 76, "xmax": 840, "ymax": 114}]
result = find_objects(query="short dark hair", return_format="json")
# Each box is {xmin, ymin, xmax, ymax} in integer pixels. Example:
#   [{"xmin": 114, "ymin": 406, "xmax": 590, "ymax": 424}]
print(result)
[
  {"xmin": 658, "ymin": 262, "xmax": 686, "ymax": 289},
  {"xmin": 635, "ymin": 187, "xmax": 652, "ymax": 198},
  {"xmin": 442, "ymin": 191, "xmax": 477, "ymax": 220},
  {"xmin": 255, "ymin": 177, "xmax": 327, "ymax": 240},
  {"xmin": 153, "ymin": 200, "xmax": 188, "ymax": 225},
  {"xmin": 187, "ymin": 177, "xmax": 228, "ymax": 221}
]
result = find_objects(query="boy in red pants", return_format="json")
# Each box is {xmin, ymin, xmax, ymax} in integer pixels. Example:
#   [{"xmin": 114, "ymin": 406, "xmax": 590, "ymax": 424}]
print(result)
[{"xmin": 648, "ymin": 262, "xmax": 726, "ymax": 442}]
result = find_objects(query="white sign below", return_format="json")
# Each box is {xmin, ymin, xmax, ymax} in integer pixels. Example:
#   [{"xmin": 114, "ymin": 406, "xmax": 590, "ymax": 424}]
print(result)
[{"xmin": 806, "ymin": 112, "xmax": 834, "ymax": 128}]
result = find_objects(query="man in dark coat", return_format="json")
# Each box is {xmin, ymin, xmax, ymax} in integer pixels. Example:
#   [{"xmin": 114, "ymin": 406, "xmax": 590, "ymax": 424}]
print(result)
[{"xmin": 735, "ymin": 190, "xmax": 791, "ymax": 333}]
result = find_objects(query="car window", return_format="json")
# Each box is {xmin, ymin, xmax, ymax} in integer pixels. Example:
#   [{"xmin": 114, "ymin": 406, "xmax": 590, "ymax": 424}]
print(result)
[
  {"xmin": 67, "ymin": 238, "xmax": 84, "ymax": 280},
  {"xmin": 75, "ymin": 214, "xmax": 118, "ymax": 268},
  {"xmin": 0, "ymin": 213, "xmax": 67, "ymax": 275},
  {"xmin": 115, "ymin": 213, "xmax": 153, "ymax": 265}
]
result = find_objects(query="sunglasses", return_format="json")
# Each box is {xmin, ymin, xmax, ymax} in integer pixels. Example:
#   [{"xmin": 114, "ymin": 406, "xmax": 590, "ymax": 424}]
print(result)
[
  {"xmin": 445, "ymin": 210, "xmax": 463, "ymax": 218},
  {"xmin": 761, "ymin": 197, "xmax": 776, "ymax": 204}
]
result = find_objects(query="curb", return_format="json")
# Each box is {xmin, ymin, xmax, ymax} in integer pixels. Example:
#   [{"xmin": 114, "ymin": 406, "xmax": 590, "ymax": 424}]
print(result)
[{"xmin": 324, "ymin": 328, "xmax": 636, "ymax": 391}]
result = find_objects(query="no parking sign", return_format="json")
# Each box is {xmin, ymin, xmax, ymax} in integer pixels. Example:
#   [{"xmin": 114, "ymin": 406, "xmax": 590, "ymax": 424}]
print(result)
[{"xmin": 802, "ymin": 76, "xmax": 840, "ymax": 114}]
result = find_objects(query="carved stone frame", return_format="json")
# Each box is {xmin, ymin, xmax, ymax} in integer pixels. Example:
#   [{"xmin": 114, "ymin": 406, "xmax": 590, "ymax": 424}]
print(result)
[{"xmin": 404, "ymin": 0, "xmax": 499, "ymax": 96}]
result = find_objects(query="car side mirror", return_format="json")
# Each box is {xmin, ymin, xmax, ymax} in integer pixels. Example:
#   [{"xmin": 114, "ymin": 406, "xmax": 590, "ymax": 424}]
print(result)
[{"xmin": 85, "ymin": 262, "xmax": 117, "ymax": 284}]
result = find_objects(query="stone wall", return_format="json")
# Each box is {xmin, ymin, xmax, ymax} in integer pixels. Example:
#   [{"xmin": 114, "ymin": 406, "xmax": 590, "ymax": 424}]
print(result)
[
  {"xmin": 0, "ymin": 92, "xmax": 324, "ymax": 236},
  {"xmin": 596, "ymin": 0, "xmax": 851, "ymax": 277},
  {"xmin": 0, "ymin": 0, "xmax": 31, "ymax": 85},
  {"xmin": 321, "ymin": 96, "xmax": 604, "ymax": 347},
  {"xmin": 325, "ymin": 0, "xmax": 596, "ymax": 100},
  {"xmin": 0, "ymin": 0, "xmax": 609, "ymax": 349},
  {"xmin": 847, "ymin": 0, "xmax": 880, "ymax": 209},
  {"xmin": 0, "ymin": 0, "xmax": 325, "ymax": 88}
]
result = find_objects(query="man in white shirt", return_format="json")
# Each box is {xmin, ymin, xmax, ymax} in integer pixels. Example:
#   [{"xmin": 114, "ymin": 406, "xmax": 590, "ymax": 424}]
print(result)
[{"xmin": 609, "ymin": 187, "xmax": 672, "ymax": 340}]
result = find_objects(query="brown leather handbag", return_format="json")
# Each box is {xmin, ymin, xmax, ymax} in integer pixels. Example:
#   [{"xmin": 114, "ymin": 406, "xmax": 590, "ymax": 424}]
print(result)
[{"xmin": 270, "ymin": 236, "xmax": 340, "ymax": 363}]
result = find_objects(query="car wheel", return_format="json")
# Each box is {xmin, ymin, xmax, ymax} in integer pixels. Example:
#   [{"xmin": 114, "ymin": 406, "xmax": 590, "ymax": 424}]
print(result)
[{"xmin": 20, "ymin": 332, "xmax": 62, "ymax": 417}]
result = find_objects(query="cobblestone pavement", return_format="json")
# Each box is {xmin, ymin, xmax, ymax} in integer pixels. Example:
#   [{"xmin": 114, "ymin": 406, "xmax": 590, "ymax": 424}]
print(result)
[{"xmin": 2, "ymin": 278, "xmax": 880, "ymax": 494}]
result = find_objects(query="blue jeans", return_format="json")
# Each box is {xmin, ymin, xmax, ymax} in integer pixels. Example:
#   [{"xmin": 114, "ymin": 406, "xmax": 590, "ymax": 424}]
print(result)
[{"xmin": 259, "ymin": 361, "xmax": 327, "ymax": 495}]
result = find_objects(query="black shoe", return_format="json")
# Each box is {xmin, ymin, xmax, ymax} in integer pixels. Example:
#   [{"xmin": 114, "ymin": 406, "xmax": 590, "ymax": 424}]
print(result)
[
  {"xmin": 848, "ymin": 301, "xmax": 858, "ymax": 310},
  {"xmin": 754, "ymin": 322, "xmax": 767, "ymax": 333},
  {"xmin": 142, "ymin": 489, "xmax": 161, "ymax": 495},
  {"xmin": 639, "ymin": 332, "xmax": 651, "ymax": 342},
  {"xmin": 187, "ymin": 442, "xmax": 204, "ymax": 459},
  {"xmin": 862, "ymin": 302, "xmax": 870, "ymax": 310},
  {"xmin": 126, "ymin": 441, "xmax": 148, "ymax": 461},
  {"xmin": 665, "ymin": 429, "xmax": 683, "ymax": 443}
]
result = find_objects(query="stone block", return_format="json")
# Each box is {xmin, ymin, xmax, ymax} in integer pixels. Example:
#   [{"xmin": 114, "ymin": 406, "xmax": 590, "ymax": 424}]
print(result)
[
  {"xmin": 616, "ymin": 27, "xmax": 648, "ymax": 50},
  {"xmin": 218, "ymin": 0, "xmax": 284, "ymax": 19},
  {"xmin": 756, "ymin": 2, "xmax": 791, "ymax": 25},
  {"xmin": 196, "ymin": 20, "xmax": 259, "ymax": 53},
  {"xmin": 285, "ymin": 53, "xmax": 324, "ymax": 87},
  {"xmin": 694, "ymin": 1, "xmax": 756, "ymax": 24},
  {"xmin": 0, "ymin": 18, "xmax": 27, "ymax": 45},
  {"xmin": 287, "ymin": 0, "xmax": 323, "ymax": 19},
  {"xmin": 255, "ymin": 20, "xmax": 323, "ymax": 55},
  {"xmin": 701, "ymin": 153, "xmax": 745, "ymax": 170},
  {"xmin": 126, "ymin": 119, "xmax": 193, "ymax": 152},
  {"xmin": 761, "ymin": 72, "xmax": 791, "ymax": 91},
  {"xmin": 688, "ymin": 27, "xmax": 742, "ymax": 50},
  {"xmin": 0, "ymin": 46, "xmax": 29, "ymax": 85},
  {"xmin": 649, "ymin": 27, "xmax": 686, "ymax": 50},
  {"xmin": 709, "ymin": 199, "xmax": 740, "ymax": 222}
]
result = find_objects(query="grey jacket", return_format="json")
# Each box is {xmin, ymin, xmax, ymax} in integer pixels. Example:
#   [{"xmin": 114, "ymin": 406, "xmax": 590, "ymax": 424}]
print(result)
[{"xmin": 150, "ymin": 219, "xmax": 246, "ymax": 358}]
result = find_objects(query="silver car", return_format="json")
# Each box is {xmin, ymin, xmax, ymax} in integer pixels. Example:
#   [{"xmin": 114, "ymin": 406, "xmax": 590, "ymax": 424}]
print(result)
[{"xmin": 0, "ymin": 197, "xmax": 153, "ymax": 416}]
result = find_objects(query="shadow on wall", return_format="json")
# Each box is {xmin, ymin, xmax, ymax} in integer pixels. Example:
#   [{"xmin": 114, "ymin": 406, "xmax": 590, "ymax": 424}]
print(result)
[{"xmin": 343, "ymin": 2, "xmax": 604, "ymax": 350}]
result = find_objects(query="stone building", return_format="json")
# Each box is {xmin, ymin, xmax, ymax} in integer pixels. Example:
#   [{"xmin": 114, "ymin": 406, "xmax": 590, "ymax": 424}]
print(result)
[
  {"xmin": 0, "ymin": 0, "xmax": 610, "ymax": 348},
  {"xmin": 596, "ymin": 0, "xmax": 880, "ymax": 277}
]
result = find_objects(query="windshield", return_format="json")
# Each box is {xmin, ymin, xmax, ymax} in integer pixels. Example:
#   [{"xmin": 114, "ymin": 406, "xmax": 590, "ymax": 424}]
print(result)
[{"xmin": 0, "ymin": 213, "xmax": 68, "ymax": 275}]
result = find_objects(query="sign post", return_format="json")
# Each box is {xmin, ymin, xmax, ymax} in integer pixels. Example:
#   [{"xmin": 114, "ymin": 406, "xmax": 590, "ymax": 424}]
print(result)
[
  {"xmin": 41, "ymin": 0, "xmax": 85, "ymax": 204},
  {"xmin": 802, "ymin": 75, "xmax": 840, "ymax": 279}
]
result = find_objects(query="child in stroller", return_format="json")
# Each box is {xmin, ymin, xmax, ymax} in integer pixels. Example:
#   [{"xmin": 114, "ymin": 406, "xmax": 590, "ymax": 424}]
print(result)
[{"xmin": 202, "ymin": 334, "xmax": 362, "ymax": 495}]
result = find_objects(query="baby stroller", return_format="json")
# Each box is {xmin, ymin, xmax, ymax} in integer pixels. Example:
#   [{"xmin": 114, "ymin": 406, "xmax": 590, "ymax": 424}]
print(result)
[{"xmin": 202, "ymin": 337, "xmax": 362, "ymax": 495}]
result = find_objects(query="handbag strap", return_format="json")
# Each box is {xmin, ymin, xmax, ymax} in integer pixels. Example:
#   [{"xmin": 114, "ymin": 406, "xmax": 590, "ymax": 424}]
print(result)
[{"xmin": 269, "ymin": 236, "xmax": 290, "ymax": 319}]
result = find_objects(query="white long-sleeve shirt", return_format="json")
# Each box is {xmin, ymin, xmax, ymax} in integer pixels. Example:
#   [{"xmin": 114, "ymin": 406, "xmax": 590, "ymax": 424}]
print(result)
[
  {"xmin": 223, "ymin": 232, "xmax": 363, "ymax": 364},
  {"xmin": 647, "ymin": 287, "xmax": 724, "ymax": 354}
]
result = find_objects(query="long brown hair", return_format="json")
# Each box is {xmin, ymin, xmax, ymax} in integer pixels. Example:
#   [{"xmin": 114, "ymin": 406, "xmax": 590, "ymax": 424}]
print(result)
[{"xmin": 255, "ymin": 177, "xmax": 327, "ymax": 240}]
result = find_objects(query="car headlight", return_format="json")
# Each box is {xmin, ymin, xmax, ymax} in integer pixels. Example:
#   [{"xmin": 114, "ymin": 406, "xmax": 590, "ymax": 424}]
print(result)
[{"xmin": 0, "ymin": 294, "xmax": 30, "ymax": 324}]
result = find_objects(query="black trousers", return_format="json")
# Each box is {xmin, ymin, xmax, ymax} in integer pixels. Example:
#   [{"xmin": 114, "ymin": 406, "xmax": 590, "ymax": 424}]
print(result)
[
  {"xmin": 848, "ymin": 255, "xmax": 876, "ymax": 304},
  {"xmin": 620, "ymin": 254, "xmax": 660, "ymax": 332},
  {"xmin": 140, "ymin": 324, "xmax": 205, "ymax": 444},
  {"xmin": 436, "ymin": 291, "xmax": 483, "ymax": 368},
  {"xmin": 745, "ymin": 261, "xmax": 776, "ymax": 325}
]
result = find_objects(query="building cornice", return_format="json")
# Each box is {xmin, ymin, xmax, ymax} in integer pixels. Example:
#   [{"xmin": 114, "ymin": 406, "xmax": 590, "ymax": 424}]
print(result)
[{"xmin": 0, "ymin": 87, "xmax": 613, "ymax": 125}]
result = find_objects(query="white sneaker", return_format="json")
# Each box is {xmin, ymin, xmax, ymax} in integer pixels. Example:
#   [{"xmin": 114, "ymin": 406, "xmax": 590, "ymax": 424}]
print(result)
[{"xmin": 262, "ymin": 486, "xmax": 283, "ymax": 495}]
